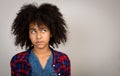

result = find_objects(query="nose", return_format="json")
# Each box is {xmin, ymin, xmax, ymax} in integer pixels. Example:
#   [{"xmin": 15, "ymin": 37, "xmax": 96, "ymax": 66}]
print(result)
[{"xmin": 36, "ymin": 32, "xmax": 42, "ymax": 39}]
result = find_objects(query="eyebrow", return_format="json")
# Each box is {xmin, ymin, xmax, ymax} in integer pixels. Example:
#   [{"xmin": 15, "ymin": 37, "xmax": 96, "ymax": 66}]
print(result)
[
  {"xmin": 39, "ymin": 26, "xmax": 48, "ymax": 29},
  {"xmin": 29, "ymin": 27, "xmax": 36, "ymax": 30},
  {"xmin": 29, "ymin": 26, "xmax": 48, "ymax": 30}
]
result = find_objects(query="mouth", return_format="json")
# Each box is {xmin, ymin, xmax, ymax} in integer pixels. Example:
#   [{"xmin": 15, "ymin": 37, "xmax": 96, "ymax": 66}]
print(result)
[{"xmin": 36, "ymin": 41, "xmax": 44, "ymax": 45}]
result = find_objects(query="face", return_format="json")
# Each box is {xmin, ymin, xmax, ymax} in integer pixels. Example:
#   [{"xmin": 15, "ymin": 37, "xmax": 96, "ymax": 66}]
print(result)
[{"xmin": 29, "ymin": 22, "xmax": 51, "ymax": 50}]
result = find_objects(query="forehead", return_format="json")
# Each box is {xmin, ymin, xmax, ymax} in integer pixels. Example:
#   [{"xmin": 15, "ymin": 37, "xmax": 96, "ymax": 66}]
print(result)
[{"xmin": 29, "ymin": 22, "xmax": 48, "ymax": 29}]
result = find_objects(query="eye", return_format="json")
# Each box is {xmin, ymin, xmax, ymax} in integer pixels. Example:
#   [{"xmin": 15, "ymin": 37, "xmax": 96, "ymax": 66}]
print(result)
[
  {"xmin": 31, "ymin": 29, "xmax": 36, "ymax": 34},
  {"xmin": 41, "ymin": 28, "xmax": 47, "ymax": 33}
]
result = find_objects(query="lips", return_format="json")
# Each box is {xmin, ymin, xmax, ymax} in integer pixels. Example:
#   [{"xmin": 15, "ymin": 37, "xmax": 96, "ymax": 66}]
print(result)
[{"xmin": 36, "ymin": 41, "xmax": 44, "ymax": 45}]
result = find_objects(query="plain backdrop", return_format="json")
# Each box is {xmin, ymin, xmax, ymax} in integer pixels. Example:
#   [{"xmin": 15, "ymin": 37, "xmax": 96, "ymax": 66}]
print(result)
[{"xmin": 0, "ymin": 0, "xmax": 120, "ymax": 76}]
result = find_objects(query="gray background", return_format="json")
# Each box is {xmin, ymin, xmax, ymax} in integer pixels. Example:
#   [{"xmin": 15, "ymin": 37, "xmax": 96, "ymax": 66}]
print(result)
[{"xmin": 0, "ymin": 0, "xmax": 120, "ymax": 76}]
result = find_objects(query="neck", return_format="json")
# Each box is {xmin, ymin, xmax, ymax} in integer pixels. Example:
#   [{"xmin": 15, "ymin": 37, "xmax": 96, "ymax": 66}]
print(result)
[{"xmin": 32, "ymin": 46, "xmax": 51, "ymax": 56}]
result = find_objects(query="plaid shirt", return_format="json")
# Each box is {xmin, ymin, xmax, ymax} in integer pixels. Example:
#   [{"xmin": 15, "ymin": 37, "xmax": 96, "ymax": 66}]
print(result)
[{"xmin": 10, "ymin": 49, "xmax": 71, "ymax": 76}]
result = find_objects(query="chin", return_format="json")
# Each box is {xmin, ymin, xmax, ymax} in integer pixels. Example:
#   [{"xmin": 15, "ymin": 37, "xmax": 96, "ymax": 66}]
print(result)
[{"xmin": 36, "ymin": 45, "xmax": 46, "ymax": 49}]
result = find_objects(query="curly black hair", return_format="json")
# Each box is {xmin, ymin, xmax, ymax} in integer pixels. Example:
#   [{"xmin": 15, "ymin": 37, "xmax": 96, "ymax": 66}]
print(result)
[{"xmin": 11, "ymin": 3, "xmax": 68, "ymax": 49}]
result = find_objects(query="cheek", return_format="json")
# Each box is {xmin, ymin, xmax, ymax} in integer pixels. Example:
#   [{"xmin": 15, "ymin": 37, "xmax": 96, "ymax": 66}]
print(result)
[
  {"xmin": 29, "ymin": 35, "xmax": 32, "ymax": 42},
  {"xmin": 44, "ymin": 33, "xmax": 51, "ymax": 40},
  {"xmin": 47, "ymin": 33, "xmax": 51, "ymax": 38},
  {"xmin": 29, "ymin": 34, "xmax": 35, "ymax": 41}
]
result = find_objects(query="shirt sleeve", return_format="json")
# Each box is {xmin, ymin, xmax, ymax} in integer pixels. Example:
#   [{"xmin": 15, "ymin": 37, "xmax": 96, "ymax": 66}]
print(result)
[
  {"xmin": 10, "ymin": 56, "xmax": 18, "ymax": 76},
  {"xmin": 10, "ymin": 55, "xmax": 31, "ymax": 76},
  {"xmin": 63, "ymin": 54, "xmax": 71, "ymax": 76}
]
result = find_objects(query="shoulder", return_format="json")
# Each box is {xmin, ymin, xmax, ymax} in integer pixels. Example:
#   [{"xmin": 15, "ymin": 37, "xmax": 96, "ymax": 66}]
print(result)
[
  {"xmin": 10, "ymin": 50, "xmax": 30, "ymax": 63},
  {"xmin": 53, "ymin": 50, "xmax": 70, "ymax": 62},
  {"xmin": 52, "ymin": 50, "xmax": 71, "ymax": 74}
]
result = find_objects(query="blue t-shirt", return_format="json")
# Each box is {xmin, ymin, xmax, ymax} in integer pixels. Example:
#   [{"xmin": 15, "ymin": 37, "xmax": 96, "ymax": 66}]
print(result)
[{"xmin": 29, "ymin": 50, "xmax": 57, "ymax": 76}]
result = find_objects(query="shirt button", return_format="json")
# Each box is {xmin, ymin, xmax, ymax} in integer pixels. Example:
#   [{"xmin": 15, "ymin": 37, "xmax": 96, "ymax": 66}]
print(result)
[
  {"xmin": 53, "ymin": 64, "xmax": 55, "ymax": 67},
  {"xmin": 58, "ymin": 73, "xmax": 61, "ymax": 76}
]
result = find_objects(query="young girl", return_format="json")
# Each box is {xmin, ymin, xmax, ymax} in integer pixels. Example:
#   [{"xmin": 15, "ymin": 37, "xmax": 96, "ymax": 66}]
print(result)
[{"xmin": 10, "ymin": 3, "xmax": 71, "ymax": 76}]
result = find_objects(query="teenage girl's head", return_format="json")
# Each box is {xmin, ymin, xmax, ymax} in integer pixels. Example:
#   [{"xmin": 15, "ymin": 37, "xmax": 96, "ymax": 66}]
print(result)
[{"xmin": 11, "ymin": 3, "xmax": 68, "ymax": 49}]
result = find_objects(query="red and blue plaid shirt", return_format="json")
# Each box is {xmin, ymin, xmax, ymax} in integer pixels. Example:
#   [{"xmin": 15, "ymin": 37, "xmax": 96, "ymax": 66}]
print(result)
[{"xmin": 10, "ymin": 49, "xmax": 71, "ymax": 76}]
